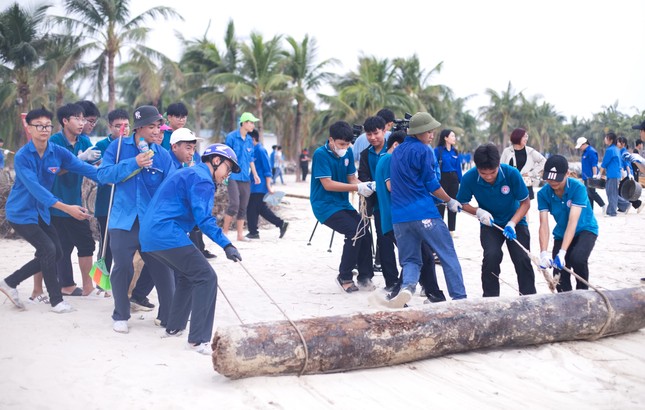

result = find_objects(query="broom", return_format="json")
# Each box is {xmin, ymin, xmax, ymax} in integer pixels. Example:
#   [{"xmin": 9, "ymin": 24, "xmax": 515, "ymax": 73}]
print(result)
[{"xmin": 88, "ymin": 123, "xmax": 127, "ymax": 290}]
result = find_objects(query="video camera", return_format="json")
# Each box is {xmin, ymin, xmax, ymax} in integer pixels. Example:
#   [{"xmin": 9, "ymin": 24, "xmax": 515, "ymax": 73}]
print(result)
[
  {"xmin": 392, "ymin": 112, "xmax": 412, "ymax": 133},
  {"xmin": 351, "ymin": 124, "xmax": 363, "ymax": 144}
]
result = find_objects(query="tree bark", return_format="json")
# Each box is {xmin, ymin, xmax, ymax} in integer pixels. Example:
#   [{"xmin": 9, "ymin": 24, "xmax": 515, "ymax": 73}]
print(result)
[{"xmin": 212, "ymin": 287, "xmax": 645, "ymax": 379}]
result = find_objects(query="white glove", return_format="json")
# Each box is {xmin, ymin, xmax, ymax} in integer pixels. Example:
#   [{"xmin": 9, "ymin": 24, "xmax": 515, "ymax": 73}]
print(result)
[
  {"xmin": 539, "ymin": 251, "xmax": 552, "ymax": 269},
  {"xmin": 446, "ymin": 198, "xmax": 462, "ymax": 213},
  {"xmin": 620, "ymin": 169, "xmax": 627, "ymax": 179},
  {"xmin": 3, "ymin": 149, "xmax": 10, "ymax": 155},
  {"xmin": 357, "ymin": 181, "xmax": 375, "ymax": 197},
  {"xmin": 593, "ymin": 174, "xmax": 601, "ymax": 179},
  {"xmin": 78, "ymin": 147, "xmax": 102, "ymax": 162},
  {"xmin": 475, "ymin": 208, "xmax": 494, "ymax": 226}
]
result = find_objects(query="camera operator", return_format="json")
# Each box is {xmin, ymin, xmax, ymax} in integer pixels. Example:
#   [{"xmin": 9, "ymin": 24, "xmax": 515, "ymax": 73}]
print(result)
[
  {"xmin": 358, "ymin": 116, "xmax": 399, "ymax": 291},
  {"xmin": 352, "ymin": 108, "xmax": 395, "ymax": 164}
]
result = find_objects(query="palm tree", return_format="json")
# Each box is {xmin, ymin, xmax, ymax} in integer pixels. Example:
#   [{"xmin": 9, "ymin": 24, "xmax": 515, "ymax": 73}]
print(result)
[
  {"xmin": 52, "ymin": 0, "xmax": 182, "ymax": 110},
  {"xmin": 479, "ymin": 82, "xmax": 522, "ymax": 147}
]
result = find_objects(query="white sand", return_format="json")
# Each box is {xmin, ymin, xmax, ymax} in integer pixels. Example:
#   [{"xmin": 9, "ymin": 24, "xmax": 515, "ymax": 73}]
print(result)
[{"xmin": 1, "ymin": 176, "xmax": 644, "ymax": 409}]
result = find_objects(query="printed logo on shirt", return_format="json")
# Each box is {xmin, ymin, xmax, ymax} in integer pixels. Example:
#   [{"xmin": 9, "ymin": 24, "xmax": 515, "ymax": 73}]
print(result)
[
  {"xmin": 501, "ymin": 185, "xmax": 510, "ymax": 195},
  {"xmin": 48, "ymin": 167, "xmax": 60, "ymax": 174},
  {"xmin": 567, "ymin": 200, "xmax": 572, "ymax": 208},
  {"xmin": 344, "ymin": 158, "xmax": 349, "ymax": 167}
]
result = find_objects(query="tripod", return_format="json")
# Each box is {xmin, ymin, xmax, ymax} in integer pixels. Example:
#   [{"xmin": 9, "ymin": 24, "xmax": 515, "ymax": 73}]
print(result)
[{"xmin": 307, "ymin": 221, "xmax": 335, "ymax": 252}]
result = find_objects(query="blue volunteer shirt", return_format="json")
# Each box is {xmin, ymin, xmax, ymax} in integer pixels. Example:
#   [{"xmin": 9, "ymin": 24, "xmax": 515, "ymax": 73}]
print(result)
[
  {"xmin": 6, "ymin": 141, "xmax": 98, "ymax": 225},
  {"xmin": 601, "ymin": 144, "xmax": 621, "ymax": 179},
  {"xmin": 390, "ymin": 136, "xmax": 442, "ymax": 223},
  {"xmin": 310, "ymin": 142, "xmax": 356, "ymax": 223},
  {"xmin": 97, "ymin": 136, "xmax": 173, "ymax": 231},
  {"xmin": 580, "ymin": 145, "xmax": 599, "ymax": 181},
  {"xmin": 161, "ymin": 129, "xmax": 172, "ymax": 150},
  {"xmin": 619, "ymin": 147, "xmax": 633, "ymax": 176},
  {"xmin": 140, "ymin": 162, "xmax": 231, "ymax": 252},
  {"xmin": 537, "ymin": 177, "xmax": 599, "ymax": 240},
  {"xmin": 250, "ymin": 143, "xmax": 272, "ymax": 194},
  {"xmin": 225, "ymin": 129, "xmax": 254, "ymax": 182},
  {"xmin": 434, "ymin": 146, "xmax": 463, "ymax": 182},
  {"xmin": 49, "ymin": 132, "xmax": 95, "ymax": 217},
  {"xmin": 93, "ymin": 134, "xmax": 119, "ymax": 217},
  {"xmin": 374, "ymin": 153, "xmax": 393, "ymax": 234},
  {"xmin": 456, "ymin": 164, "xmax": 529, "ymax": 227}
]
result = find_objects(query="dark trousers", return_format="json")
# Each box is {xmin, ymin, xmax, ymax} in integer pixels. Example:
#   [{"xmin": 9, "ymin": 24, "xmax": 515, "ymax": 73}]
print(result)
[
  {"xmin": 480, "ymin": 224, "xmax": 536, "ymax": 297},
  {"xmin": 373, "ymin": 210, "xmax": 399, "ymax": 288},
  {"xmin": 301, "ymin": 165, "xmax": 309, "ymax": 181},
  {"xmin": 323, "ymin": 210, "xmax": 374, "ymax": 282},
  {"xmin": 7, "ymin": 219, "xmax": 64, "ymax": 306},
  {"xmin": 189, "ymin": 227, "xmax": 206, "ymax": 252},
  {"xmin": 437, "ymin": 171, "xmax": 459, "ymax": 231},
  {"xmin": 148, "ymin": 245, "xmax": 217, "ymax": 344},
  {"xmin": 584, "ymin": 180, "xmax": 605, "ymax": 209},
  {"xmin": 97, "ymin": 215, "xmax": 113, "ymax": 271},
  {"xmin": 52, "ymin": 216, "xmax": 95, "ymax": 288},
  {"xmin": 246, "ymin": 192, "xmax": 284, "ymax": 235},
  {"xmin": 552, "ymin": 231, "xmax": 597, "ymax": 292}
]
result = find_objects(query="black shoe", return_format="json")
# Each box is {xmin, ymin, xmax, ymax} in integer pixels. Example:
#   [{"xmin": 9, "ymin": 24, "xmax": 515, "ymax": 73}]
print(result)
[
  {"xmin": 425, "ymin": 290, "xmax": 447, "ymax": 303},
  {"xmin": 373, "ymin": 264, "xmax": 382, "ymax": 272},
  {"xmin": 279, "ymin": 222, "xmax": 289, "ymax": 238},
  {"xmin": 433, "ymin": 253, "xmax": 441, "ymax": 265},
  {"xmin": 202, "ymin": 249, "xmax": 217, "ymax": 259},
  {"xmin": 246, "ymin": 232, "xmax": 260, "ymax": 239},
  {"xmin": 130, "ymin": 296, "xmax": 155, "ymax": 311}
]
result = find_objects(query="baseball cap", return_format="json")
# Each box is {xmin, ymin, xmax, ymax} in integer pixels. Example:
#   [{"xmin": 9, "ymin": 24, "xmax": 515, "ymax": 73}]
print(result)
[
  {"xmin": 574, "ymin": 137, "xmax": 588, "ymax": 149},
  {"xmin": 542, "ymin": 155, "xmax": 568, "ymax": 182},
  {"xmin": 133, "ymin": 105, "xmax": 163, "ymax": 129},
  {"xmin": 169, "ymin": 128, "xmax": 201, "ymax": 145},
  {"xmin": 239, "ymin": 112, "xmax": 259, "ymax": 123},
  {"xmin": 408, "ymin": 112, "xmax": 441, "ymax": 135},
  {"xmin": 632, "ymin": 120, "xmax": 645, "ymax": 131}
]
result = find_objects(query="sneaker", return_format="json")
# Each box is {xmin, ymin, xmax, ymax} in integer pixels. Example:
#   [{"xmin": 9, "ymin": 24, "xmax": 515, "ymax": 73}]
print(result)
[
  {"xmin": 113, "ymin": 320, "xmax": 129, "ymax": 334},
  {"xmin": 372, "ymin": 264, "xmax": 382, "ymax": 273},
  {"xmin": 245, "ymin": 232, "xmax": 260, "ymax": 239},
  {"xmin": 188, "ymin": 342, "xmax": 212, "ymax": 355},
  {"xmin": 202, "ymin": 249, "xmax": 217, "ymax": 259},
  {"xmin": 357, "ymin": 278, "xmax": 376, "ymax": 291},
  {"xmin": 28, "ymin": 294, "xmax": 50, "ymax": 305},
  {"xmin": 130, "ymin": 297, "xmax": 155, "ymax": 312},
  {"xmin": 388, "ymin": 288, "xmax": 413, "ymax": 308},
  {"xmin": 0, "ymin": 279, "xmax": 25, "ymax": 310},
  {"xmin": 160, "ymin": 329, "xmax": 184, "ymax": 338},
  {"xmin": 423, "ymin": 291, "xmax": 447, "ymax": 304},
  {"xmin": 51, "ymin": 300, "xmax": 74, "ymax": 313},
  {"xmin": 279, "ymin": 222, "xmax": 289, "ymax": 239}
]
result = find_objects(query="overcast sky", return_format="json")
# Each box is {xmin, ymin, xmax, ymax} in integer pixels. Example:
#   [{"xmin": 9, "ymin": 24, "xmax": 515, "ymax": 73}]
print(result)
[{"xmin": 7, "ymin": 0, "xmax": 645, "ymax": 121}]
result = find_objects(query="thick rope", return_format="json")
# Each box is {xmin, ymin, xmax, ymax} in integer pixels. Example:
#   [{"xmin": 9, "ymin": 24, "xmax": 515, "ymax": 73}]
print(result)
[{"xmin": 217, "ymin": 284, "xmax": 245, "ymax": 325}]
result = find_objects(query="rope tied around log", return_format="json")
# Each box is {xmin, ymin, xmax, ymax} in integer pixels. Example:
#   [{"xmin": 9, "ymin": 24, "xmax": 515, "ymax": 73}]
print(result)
[{"xmin": 351, "ymin": 195, "xmax": 371, "ymax": 246}]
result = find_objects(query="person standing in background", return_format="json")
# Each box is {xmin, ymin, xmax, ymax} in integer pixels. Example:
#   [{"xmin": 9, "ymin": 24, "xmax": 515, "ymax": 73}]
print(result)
[
  {"xmin": 299, "ymin": 148, "xmax": 310, "ymax": 181},
  {"xmin": 500, "ymin": 128, "xmax": 546, "ymax": 200},
  {"xmin": 616, "ymin": 136, "xmax": 644, "ymax": 213},
  {"xmin": 575, "ymin": 137, "xmax": 606, "ymax": 213},
  {"xmin": 160, "ymin": 102, "xmax": 188, "ymax": 150},
  {"xmin": 598, "ymin": 132, "xmax": 629, "ymax": 216},
  {"xmin": 434, "ymin": 129, "xmax": 462, "ymax": 237}
]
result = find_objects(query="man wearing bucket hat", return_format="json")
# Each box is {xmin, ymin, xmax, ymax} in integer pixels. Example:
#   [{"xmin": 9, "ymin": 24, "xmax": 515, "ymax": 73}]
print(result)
[
  {"xmin": 223, "ymin": 112, "xmax": 261, "ymax": 241},
  {"xmin": 387, "ymin": 112, "xmax": 467, "ymax": 308},
  {"xmin": 537, "ymin": 155, "xmax": 598, "ymax": 292},
  {"xmin": 98, "ymin": 105, "xmax": 175, "ymax": 334},
  {"xmin": 140, "ymin": 143, "xmax": 242, "ymax": 355},
  {"xmin": 575, "ymin": 137, "xmax": 606, "ymax": 213}
]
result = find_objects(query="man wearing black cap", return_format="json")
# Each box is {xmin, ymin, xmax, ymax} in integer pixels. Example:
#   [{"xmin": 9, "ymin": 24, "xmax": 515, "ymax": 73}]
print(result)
[{"xmin": 537, "ymin": 155, "xmax": 598, "ymax": 292}]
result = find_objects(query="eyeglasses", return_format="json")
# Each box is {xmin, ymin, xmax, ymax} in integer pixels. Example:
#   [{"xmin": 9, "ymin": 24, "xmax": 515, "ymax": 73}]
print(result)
[
  {"xmin": 71, "ymin": 116, "xmax": 87, "ymax": 123},
  {"xmin": 86, "ymin": 119, "xmax": 98, "ymax": 126},
  {"xmin": 29, "ymin": 124, "xmax": 54, "ymax": 132},
  {"xmin": 223, "ymin": 162, "xmax": 233, "ymax": 176}
]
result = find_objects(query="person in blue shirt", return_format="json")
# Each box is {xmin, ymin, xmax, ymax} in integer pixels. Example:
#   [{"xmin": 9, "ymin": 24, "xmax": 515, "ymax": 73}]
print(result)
[
  {"xmin": 140, "ymin": 143, "xmax": 242, "ymax": 355},
  {"xmin": 351, "ymin": 108, "xmax": 395, "ymax": 164},
  {"xmin": 223, "ymin": 112, "xmax": 261, "ymax": 241},
  {"xmin": 358, "ymin": 116, "xmax": 397, "ymax": 290},
  {"xmin": 310, "ymin": 121, "xmax": 376, "ymax": 293},
  {"xmin": 388, "ymin": 112, "xmax": 467, "ymax": 308},
  {"xmin": 457, "ymin": 143, "xmax": 536, "ymax": 297},
  {"xmin": 0, "ymin": 107, "xmax": 97, "ymax": 314},
  {"xmin": 434, "ymin": 129, "xmax": 463, "ymax": 236},
  {"xmin": 49, "ymin": 103, "xmax": 102, "ymax": 297},
  {"xmin": 160, "ymin": 102, "xmax": 188, "ymax": 150},
  {"xmin": 616, "ymin": 136, "xmax": 644, "ymax": 213},
  {"xmin": 538, "ymin": 155, "xmax": 598, "ymax": 292},
  {"xmin": 598, "ymin": 132, "xmax": 629, "ymax": 216},
  {"xmin": 97, "ymin": 105, "xmax": 175, "ymax": 334},
  {"xmin": 0, "ymin": 138, "xmax": 14, "ymax": 169},
  {"xmin": 246, "ymin": 130, "xmax": 288, "ymax": 239},
  {"xmin": 575, "ymin": 137, "xmax": 606, "ymax": 213}
]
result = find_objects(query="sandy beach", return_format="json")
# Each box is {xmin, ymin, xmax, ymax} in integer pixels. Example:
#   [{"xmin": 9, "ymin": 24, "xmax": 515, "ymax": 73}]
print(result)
[{"xmin": 1, "ymin": 174, "xmax": 644, "ymax": 409}]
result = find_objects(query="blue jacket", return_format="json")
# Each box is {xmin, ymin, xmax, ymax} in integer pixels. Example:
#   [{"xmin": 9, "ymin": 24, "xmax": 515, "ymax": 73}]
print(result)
[
  {"xmin": 580, "ymin": 145, "xmax": 599, "ymax": 181},
  {"xmin": 93, "ymin": 134, "xmax": 119, "ymax": 217},
  {"xmin": 97, "ymin": 136, "xmax": 173, "ymax": 231},
  {"xmin": 601, "ymin": 144, "xmax": 621, "ymax": 179},
  {"xmin": 225, "ymin": 129, "xmax": 254, "ymax": 182},
  {"xmin": 6, "ymin": 141, "xmax": 97, "ymax": 225},
  {"xmin": 139, "ymin": 163, "xmax": 232, "ymax": 252},
  {"xmin": 434, "ymin": 146, "xmax": 463, "ymax": 182},
  {"xmin": 250, "ymin": 143, "xmax": 272, "ymax": 194}
]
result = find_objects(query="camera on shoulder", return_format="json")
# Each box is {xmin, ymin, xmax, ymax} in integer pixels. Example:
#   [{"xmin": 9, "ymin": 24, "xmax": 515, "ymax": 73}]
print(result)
[{"xmin": 392, "ymin": 112, "xmax": 412, "ymax": 132}]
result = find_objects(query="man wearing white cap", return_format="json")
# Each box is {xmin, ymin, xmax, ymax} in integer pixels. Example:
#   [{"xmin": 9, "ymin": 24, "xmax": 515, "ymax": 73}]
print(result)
[{"xmin": 575, "ymin": 137, "xmax": 606, "ymax": 213}]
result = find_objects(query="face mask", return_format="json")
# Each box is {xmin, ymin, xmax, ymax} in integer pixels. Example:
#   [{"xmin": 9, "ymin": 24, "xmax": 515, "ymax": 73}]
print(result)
[{"xmin": 335, "ymin": 148, "xmax": 348, "ymax": 157}]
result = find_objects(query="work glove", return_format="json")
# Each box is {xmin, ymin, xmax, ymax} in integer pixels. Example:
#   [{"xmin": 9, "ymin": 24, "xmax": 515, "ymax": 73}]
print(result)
[
  {"xmin": 78, "ymin": 147, "xmax": 102, "ymax": 162},
  {"xmin": 593, "ymin": 174, "xmax": 601, "ymax": 179},
  {"xmin": 3, "ymin": 149, "xmax": 10, "ymax": 156},
  {"xmin": 475, "ymin": 208, "xmax": 494, "ymax": 227},
  {"xmin": 553, "ymin": 249, "xmax": 567, "ymax": 270},
  {"xmin": 539, "ymin": 251, "xmax": 553, "ymax": 269},
  {"xmin": 446, "ymin": 198, "xmax": 462, "ymax": 213},
  {"xmin": 503, "ymin": 221, "xmax": 517, "ymax": 241},
  {"xmin": 357, "ymin": 181, "xmax": 375, "ymax": 197},
  {"xmin": 224, "ymin": 244, "xmax": 242, "ymax": 262}
]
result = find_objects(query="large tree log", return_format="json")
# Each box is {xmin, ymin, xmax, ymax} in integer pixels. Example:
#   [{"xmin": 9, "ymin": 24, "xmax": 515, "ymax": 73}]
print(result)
[{"xmin": 211, "ymin": 287, "xmax": 645, "ymax": 379}]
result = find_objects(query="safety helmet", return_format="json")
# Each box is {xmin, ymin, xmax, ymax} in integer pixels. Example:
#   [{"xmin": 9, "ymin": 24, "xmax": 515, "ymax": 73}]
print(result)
[{"xmin": 201, "ymin": 143, "xmax": 241, "ymax": 173}]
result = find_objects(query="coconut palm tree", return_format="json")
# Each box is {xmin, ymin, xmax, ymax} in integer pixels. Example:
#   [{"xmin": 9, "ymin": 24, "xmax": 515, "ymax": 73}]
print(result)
[
  {"xmin": 52, "ymin": 0, "xmax": 181, "ymax": 111},
  {"xmin": 479, "ymin": 82, "xmax": 522, "ymax": 147}
]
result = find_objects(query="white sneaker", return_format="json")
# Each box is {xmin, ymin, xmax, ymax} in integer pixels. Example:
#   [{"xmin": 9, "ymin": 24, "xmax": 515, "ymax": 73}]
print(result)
[
  {"xmin": 0, "ymin": 279, "xmax": 25, "ymax": 310},
  {"xmin": 113, "ymin": 320, "xmax": 129, "ymax": 334},
  {"xmin": 188, "ymin": 342, "xmax": 212, "ymax": 355},
  {"xmin": 388, "ymin": 288, "xmax": 412, "ymax": 309},
  {"xmin": 601, "ymin": 204, "xmax": 607, "ymax": 215},
  {"xmin": 51, "ymin": 300, "xmax": 74, "ymax": 313}
]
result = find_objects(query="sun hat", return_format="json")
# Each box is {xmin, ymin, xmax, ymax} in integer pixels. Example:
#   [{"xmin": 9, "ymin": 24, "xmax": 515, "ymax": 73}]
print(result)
[
  {"xmin": 133, "ymin": 105, "xmax": 163, "ymax": 129},
  {"xmin": 407, "ymin": 112, "xmax": 441, "ymax": 135}
]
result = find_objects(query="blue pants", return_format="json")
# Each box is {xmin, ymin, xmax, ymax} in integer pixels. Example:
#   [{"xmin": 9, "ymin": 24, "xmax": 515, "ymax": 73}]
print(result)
[
  {"xmin": 108, "ymin": 220, "xmax": 175, "ymax": 323},
  {"xmin": 606, "ymin": 178, "xmax": 629, "ymax": 215},
  {"xmin": 149, "ymin": 245, "xmax": 217, "ymax": 344},
  {"xmin": 393, "ymin": 218, "xmax": 466, "ymax": 300}
]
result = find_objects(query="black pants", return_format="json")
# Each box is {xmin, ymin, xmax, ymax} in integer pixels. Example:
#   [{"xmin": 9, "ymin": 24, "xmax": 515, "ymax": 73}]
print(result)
[
  {"xmin": 189, "ymin": 227, "xmax": 206, "ymax": 252},
  {"xmin": 373, "ymin": 210, "xmax": 399, "ymax": 288},
  {"xmin": 584, "ymin": 180, "xmax": 605, "ymax": 209},
  {"xmin": 301, "ymin": 165, "xmax": 309, "ymax": 181},
  {"xmin": 324, "ymin": 210, "xmax": 373, "ymax": 282},
  {"xmin": 7, "ymin": 218, "xmax": 64, "ymax": 306},
  {"xmin": 552, "ymin": 231, "xmax": 597, "ymax": 292},
  {"xmin": 246, "ymin": 193, "xmax": 284, "ymax": 235},
  {"xmin": 97, "ymin": 215, "xmax": 113, "ymax": 271},
  {"xmin": 480, "ymin": 224, "xmax": 536, "ymax": 297},
  {"xmin": 437, "ymin": 171, "xmax": 459, "ymax": 231}
]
